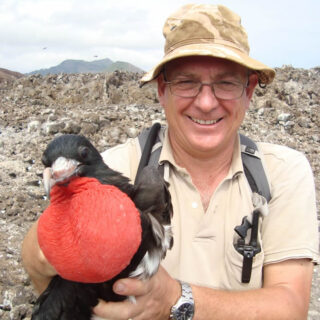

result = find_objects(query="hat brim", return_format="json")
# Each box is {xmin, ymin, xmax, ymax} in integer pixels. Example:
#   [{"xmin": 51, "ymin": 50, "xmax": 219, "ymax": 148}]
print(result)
[{"xmin": 140, "ymin": 43, "xmax": 275, "ymax": 85}]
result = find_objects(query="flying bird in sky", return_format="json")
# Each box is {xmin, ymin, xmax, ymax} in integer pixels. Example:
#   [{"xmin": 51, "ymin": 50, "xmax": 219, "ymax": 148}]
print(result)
[{"xmin": 32, "ymin": 134, "xmax": 173, "ymax": 320}]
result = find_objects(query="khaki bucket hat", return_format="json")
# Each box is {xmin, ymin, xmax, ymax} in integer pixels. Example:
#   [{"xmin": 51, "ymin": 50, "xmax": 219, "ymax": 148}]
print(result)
[{"xmin": 140, "ymin": 4, "xmax": 275, "ymax": 85}]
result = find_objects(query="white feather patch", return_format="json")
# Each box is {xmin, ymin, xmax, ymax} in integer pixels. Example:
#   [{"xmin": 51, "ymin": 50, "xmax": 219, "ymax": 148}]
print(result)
[{"xmin": 129, "ymin": 215, "xmax": 173, "ymax": 280}]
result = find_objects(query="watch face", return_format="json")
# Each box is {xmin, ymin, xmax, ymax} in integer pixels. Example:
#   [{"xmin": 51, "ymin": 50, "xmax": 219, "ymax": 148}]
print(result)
[{"xmin": 179, "ymin": 302, "xmax": 194, "ymax": 319}]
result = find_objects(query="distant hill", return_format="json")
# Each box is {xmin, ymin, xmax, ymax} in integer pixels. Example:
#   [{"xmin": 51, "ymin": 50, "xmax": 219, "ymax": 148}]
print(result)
[
  {"xmin": 106, "ymin": 61, "xmax": 144, "ymax": 73},
  {"xmin": 27, "ymin": 58, "xmax": 143, "ymax": 75},
  {"xmin": 0, "ymin": 68, "xmax": 24, "ymax": 82}
]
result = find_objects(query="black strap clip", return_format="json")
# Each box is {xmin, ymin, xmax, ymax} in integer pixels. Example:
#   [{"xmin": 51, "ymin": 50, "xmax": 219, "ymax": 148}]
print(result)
[{"xmin": 234, "ymin": 209, "xmax": 261, "ymax": 283}]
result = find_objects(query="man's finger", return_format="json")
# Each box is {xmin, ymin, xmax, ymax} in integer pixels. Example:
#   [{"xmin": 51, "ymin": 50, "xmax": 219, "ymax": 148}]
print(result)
[
  {"xmin": 92, "ymin": 299, "xmax": 138, "ymax": 320},
  {"xmin": 113, "ymin": 278, "xmax": 151, "ymax": 297}
]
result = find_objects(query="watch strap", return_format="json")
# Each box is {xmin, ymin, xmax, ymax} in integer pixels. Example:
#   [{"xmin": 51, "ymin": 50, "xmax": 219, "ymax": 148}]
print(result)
[{"xmin": 170, "ymin": 280, "xmax": 194, "ymax": 320}]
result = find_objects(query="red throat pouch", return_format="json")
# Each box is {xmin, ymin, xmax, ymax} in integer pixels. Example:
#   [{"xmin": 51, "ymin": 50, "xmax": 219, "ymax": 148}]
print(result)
[{"xmin": 38, "ymin": 177, "xmax": 142, "ymax": 283}]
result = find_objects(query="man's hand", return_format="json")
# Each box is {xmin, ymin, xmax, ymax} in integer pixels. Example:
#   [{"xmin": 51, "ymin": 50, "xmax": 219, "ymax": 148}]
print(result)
[
  {"xmin": 94, "ymin": 259, "xmax": 313, "ymax": 320},
  {"xmin": 93, "ymin": 266, "xmax": 181, "ymax": 320},
  {"xmin": 21, "ymin": 221, "xmax": 57, "ymax": 293}
]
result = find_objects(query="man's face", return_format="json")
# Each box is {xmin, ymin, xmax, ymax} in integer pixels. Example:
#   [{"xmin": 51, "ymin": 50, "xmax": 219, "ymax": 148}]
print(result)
[{"xmin": 157, "ymin": 56, "xmax": 258, "ymax": 158}]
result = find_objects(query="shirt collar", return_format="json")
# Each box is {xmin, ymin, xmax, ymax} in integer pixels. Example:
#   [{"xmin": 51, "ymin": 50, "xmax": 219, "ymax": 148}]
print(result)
[
  {"xmin": 227, "ymin": 134, "xmax": 243, "ymax": 179},
  {"xmin": 159, "ymin": 128, "xmax": 244, "ymax": 179},
  {"xmin": 159, "ymin": 127, "xmax": 178, "ymax": 167}
]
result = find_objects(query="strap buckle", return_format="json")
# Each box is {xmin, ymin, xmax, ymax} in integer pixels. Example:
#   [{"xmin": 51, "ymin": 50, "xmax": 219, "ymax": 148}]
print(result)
[{"xmin": 234, "ymin": 209, "xmax": 261, "ymax": 283}]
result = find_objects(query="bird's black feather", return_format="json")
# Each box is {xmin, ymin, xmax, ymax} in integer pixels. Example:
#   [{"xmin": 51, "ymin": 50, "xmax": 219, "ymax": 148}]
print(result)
[{"xmin": 32, "ymin": 134, "xmax": 173, "ymax": 320}]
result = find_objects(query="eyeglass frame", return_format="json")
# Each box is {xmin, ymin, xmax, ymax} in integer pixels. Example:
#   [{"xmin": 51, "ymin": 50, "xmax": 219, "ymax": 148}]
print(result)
[{"xmin": 162, "ymin": 68, "xmax": 251, "ymax": 101}]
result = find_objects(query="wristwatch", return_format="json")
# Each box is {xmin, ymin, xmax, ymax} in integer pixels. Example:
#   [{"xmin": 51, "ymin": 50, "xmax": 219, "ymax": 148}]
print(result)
[{"xmin": 170, "ymin": 280, "xmax": 194, "ymax": 320}]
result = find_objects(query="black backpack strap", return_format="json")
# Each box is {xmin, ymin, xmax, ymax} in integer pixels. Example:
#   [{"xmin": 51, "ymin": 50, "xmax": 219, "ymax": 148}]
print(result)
[
  {"xmin": 240, "ymin": 134, "xmax": 271, "ymax": 202},
  {"xmin": 235, "ymin": 134, "xmax": 270, "ymax": 283},
  {"xmin": 135, "ymin": 122, "xmax": 163, "ymax": 184}
]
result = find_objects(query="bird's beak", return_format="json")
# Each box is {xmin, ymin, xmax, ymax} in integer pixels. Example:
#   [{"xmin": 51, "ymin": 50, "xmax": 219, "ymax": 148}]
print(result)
[
  {"xmin": 43, "ymin": 167, "xmax": 55, "ymax": 197},
  {"xmin": 43, "ymin": 157, "xmax": 81, "ymax": 197}
]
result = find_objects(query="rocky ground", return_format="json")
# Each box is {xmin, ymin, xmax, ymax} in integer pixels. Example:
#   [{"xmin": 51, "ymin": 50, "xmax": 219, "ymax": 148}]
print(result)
[{"xmin": 0, "ymin": 68, "xmax": 319, "ymax": 319}]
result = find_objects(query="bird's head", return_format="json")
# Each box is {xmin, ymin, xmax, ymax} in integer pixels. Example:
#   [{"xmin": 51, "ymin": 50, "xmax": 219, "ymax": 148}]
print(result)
[{"xmin": 42, "ymin": 134, "xmax": 103, "ymax": 196}]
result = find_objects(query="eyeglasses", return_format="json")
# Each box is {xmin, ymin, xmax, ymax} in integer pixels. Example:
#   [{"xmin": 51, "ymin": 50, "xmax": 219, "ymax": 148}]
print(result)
[{"xmin": 164, "ymin": 78, "xmax": 249, "ymax": 100}]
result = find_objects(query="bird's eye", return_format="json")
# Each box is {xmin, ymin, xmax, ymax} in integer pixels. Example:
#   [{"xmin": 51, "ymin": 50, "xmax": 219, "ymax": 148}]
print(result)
[{"xmin": 79, "ymin": 146, "xmax": 89, "ymax": 159}]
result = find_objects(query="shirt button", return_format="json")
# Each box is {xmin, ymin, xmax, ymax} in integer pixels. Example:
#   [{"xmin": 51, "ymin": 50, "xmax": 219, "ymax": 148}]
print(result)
[{"xmin": 191, "ymin": 202, "xmax": 198, "ymax": 209}]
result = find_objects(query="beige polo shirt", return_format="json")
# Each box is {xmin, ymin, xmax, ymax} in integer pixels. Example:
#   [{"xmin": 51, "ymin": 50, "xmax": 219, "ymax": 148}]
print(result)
[{"xmin": 101, "ymin": 127, "xmax": 319, "ymax": 290}]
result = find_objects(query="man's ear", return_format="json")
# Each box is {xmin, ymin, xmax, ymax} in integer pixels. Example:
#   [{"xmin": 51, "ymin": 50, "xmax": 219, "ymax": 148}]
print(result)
[
  {"xmin": 245, "ymin": 72, "xmax": 259, "ymax": 100},
  {"xmin": 157, "ymin": 74, "xmax": 166, "ymax": 107}
]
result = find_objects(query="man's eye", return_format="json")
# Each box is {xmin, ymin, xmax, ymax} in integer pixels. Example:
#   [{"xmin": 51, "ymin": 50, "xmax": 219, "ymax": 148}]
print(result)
[
  {"xmin": 179, "ymin": 79, "xmax": 196, "ymax": 83},
  {"xmin": 174, "ymin": 80, "xmax": 198, "ymax": 88},
  {"xmin": 216, "ymin": 81, "xmax": 240, "ymax": 90}
]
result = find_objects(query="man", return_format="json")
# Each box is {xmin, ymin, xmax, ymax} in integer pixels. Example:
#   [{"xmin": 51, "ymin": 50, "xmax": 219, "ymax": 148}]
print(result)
[{"xmin": 22, "ymin": 4, "xmax": 319, "ymax": 319}]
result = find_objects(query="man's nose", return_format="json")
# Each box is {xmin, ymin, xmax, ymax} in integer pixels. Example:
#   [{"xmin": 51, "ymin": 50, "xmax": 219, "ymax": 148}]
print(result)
[{"xmin": 194, "ymin": 83, "xmax": 219, "ymax": 112}]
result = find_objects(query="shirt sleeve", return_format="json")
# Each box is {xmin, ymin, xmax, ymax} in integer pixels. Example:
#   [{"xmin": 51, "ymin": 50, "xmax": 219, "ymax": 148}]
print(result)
[
  {"xmin": 100, "ymin": 137, "xmax": 140, "ymax": 183},
  {"xmin": 260, "ymin": 143, "xmax": 319, "ymax": 264}
]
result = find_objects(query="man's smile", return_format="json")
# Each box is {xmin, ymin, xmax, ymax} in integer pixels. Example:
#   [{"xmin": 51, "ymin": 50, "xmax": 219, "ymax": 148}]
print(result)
[{"xmin": 188, "ymin": 116, "xmax": 222, "ymax": 125}]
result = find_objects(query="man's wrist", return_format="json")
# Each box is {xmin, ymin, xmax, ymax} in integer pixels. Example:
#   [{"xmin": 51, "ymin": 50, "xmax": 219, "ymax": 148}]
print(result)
[
  {"xmin": 167, "ymin": 279, "xmax": 182, "ymax": 319},
  {"xmin": 169, "ymin": 280, "xmax": 195, "ymax": 320}
]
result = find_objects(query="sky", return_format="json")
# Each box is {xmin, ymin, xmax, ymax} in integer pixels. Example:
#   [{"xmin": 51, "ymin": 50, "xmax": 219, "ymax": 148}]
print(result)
[{"xmin": 1, "ymin": 0, "xmax": 319, "ymax": 74}]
